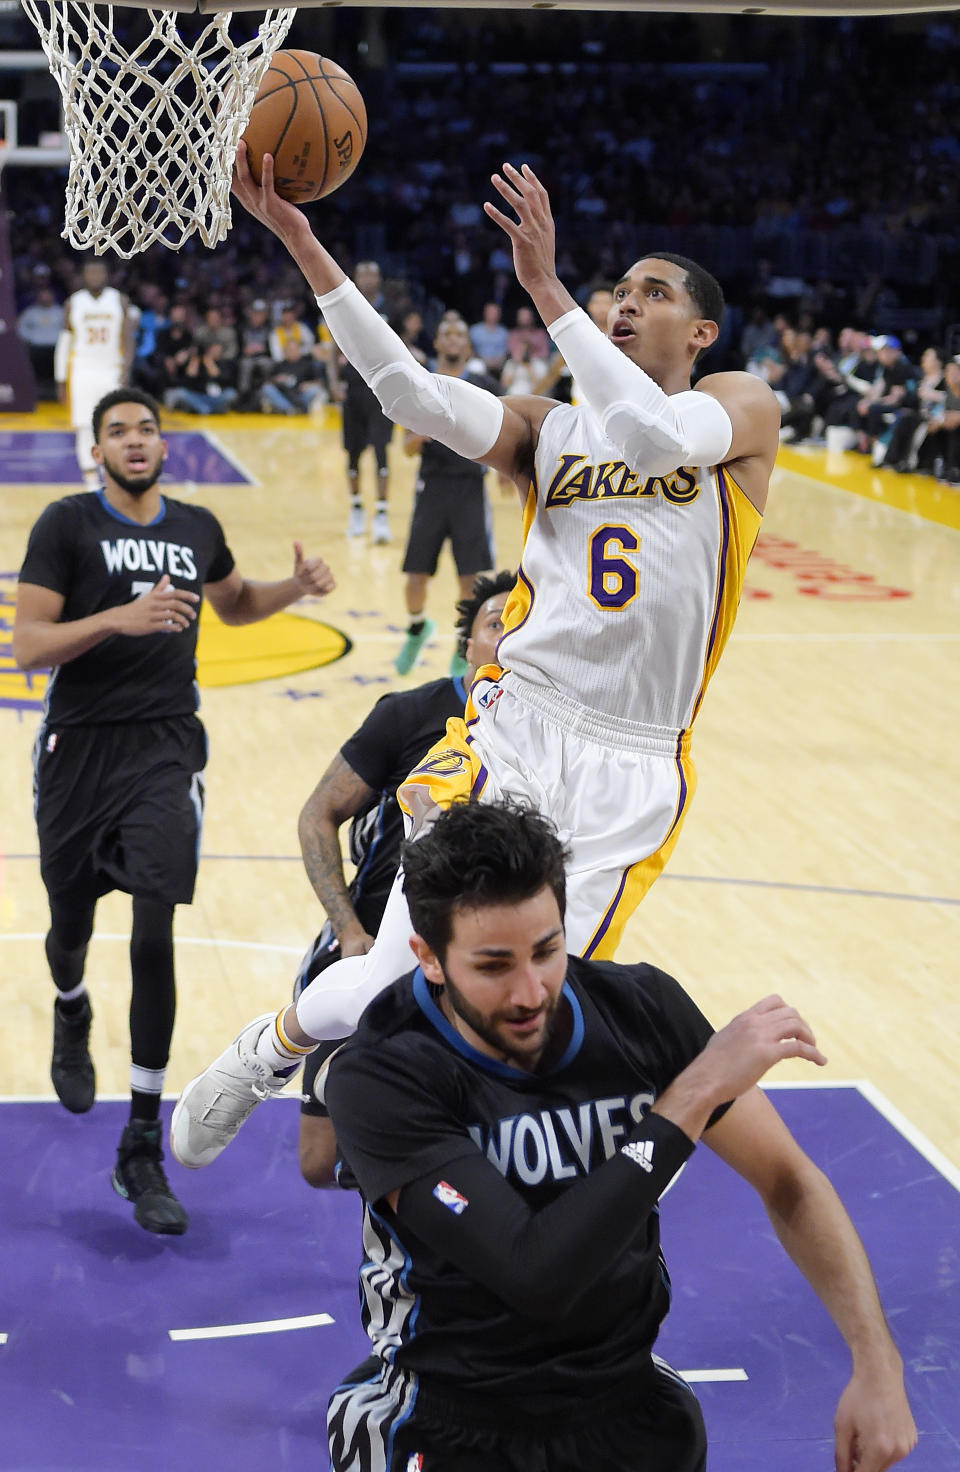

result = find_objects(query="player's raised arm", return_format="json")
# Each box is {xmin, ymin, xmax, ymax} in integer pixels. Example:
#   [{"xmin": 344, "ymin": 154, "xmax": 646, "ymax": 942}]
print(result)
[
  {"xmin": 486, "ymin": 162, "xmax": 778, "ymax": 503},
  {"xmin": 230, "ymin": 145, "xmax": 540, "ymax": 486}
]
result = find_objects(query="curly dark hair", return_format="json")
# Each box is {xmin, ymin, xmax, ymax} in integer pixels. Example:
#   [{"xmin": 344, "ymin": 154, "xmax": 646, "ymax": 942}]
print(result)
[
  {"xmin": 402, "ymin": 799, "xmax": 569, "ymax": 961},
  {"xmin": 454, "ymin": 569, "xmax": 516, "ymax": 660}
]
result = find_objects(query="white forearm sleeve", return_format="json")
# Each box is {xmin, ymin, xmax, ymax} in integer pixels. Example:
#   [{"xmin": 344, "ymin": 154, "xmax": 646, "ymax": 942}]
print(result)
[
  {"xmin": 549, "ymin": 307, "xmax": 733, "ymax": 474},
  {"xmin": 316, "ymin": 280, "xmax": 504, "ymax": 460}
]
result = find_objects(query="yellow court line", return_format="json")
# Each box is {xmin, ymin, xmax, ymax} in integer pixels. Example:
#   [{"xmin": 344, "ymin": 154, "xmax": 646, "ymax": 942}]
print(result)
[{"xmin": 777, "ymin": 445, "xmax": 960, "ymax": 532}]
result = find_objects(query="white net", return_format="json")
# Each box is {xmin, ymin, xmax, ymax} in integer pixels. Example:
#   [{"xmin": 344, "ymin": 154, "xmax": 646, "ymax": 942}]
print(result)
[{"xmin": 19, "ymin": 2, "xmax": 297, "ymax": 258}]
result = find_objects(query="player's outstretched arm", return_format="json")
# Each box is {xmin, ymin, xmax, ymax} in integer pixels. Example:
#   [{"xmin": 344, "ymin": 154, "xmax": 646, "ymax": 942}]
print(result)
[
  {"xmin": 204, "ymin": 541, "xmax": 334, "ymax": 626},
  {"xmin": 231, "ymin": 146, "xmax": 537, "ymax": 485},
  {"xmin": 705, "ymin": 1089, "xmax": 917, "ymax": 1471}
]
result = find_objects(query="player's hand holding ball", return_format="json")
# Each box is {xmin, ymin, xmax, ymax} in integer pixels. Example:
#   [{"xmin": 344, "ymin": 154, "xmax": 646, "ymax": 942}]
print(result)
[{"xmin": 234, "ymin": 50, "xmax": 366, "ymax": 242}]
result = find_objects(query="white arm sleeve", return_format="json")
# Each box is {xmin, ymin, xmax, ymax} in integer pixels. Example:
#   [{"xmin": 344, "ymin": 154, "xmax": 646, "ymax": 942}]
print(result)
[
  {"xmin": 549, "ymin": 307, "xmax": 733, "ymax": 475},
  {"xmin": 316, "ymin": 280, "xmax": 504, "ymax": 461}
]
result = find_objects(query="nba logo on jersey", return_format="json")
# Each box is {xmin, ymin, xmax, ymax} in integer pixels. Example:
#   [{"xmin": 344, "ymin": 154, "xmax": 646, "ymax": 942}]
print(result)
[
  {"xmin": 476, "ymin": 682, "xmax": 503, "ymax": 711},
  {"xmin": 405, "ymin": 1456, "xmax": 424, "ymax": 1472},
  {"xmin": 46, "ymin": 733, "xmax": 58, "ymax": 754},
  {"xmin": 433, "ymin": 1180, "xmax": 469, "ymax": 1214}
]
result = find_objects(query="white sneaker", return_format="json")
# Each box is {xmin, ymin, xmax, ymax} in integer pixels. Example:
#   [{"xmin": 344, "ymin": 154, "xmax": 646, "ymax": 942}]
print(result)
[
  {"xmin": 346, "ymin": 504, "xmax": 366, "ymax": 539},
  {"xmin": 170, "ymin": 1014, "xmax": 293, "ymax": 1170},
  {"xmin": 371, "ymin": 508, "xmax": 391, "ymax": 545}
]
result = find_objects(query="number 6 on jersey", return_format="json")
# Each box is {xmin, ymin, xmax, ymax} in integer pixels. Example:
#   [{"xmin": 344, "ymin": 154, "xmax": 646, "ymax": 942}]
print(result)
[{"xmin": 588, "ymin": 525, "xmax": 641, "ymax": 610}]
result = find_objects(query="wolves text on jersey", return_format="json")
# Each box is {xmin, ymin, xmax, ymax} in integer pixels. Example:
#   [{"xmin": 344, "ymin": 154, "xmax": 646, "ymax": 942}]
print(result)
[
  {"xmin": 544, "ymin": 455, "xmax": 700, "ymax": 509},
  {"xmin": 467, "ymin": 1090, "xmax": 655, "ymax": 1186},
  {"xmin": 100, "ymin": 537, "xmax": 199, "ymax": 581}
]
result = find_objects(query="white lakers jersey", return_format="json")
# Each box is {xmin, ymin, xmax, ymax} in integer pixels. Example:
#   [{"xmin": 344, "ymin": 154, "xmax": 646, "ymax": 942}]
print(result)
[
  {"xmin": 66, "ymin": 287, "xmax": 126, "ymax": 376},
  {"xmin": 497, "ymin": 402, "xmax": 761, "ymax": 733}
]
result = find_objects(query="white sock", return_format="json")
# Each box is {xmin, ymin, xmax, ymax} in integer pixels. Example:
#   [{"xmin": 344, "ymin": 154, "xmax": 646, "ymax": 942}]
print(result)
[{"xmin": 253, "ymin": 1011, "xmax": 317, "ymax": 1073}]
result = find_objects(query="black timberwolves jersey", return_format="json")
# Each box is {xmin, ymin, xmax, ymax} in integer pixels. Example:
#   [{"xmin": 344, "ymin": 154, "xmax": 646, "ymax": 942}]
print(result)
[
  {"xmin": 326, "ymin": 955, "xmax": 726, "ymax": 1411},
  {"xmin": 339, "ymin": 677, "xmax": 467, "ymax": 922},
  {"xmin": 19, "ymin": 492, "xmax": 234, "ymax": 724}
]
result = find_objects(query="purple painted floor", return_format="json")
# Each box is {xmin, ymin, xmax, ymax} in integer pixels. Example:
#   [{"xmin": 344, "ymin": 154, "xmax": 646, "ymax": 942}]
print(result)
[
  {"xmin": 0, "ymin": 1088, "xmax": 957, "ymax": 1470},
  {"xmin": 0, "ymin": 431, "xmax": 251, "ymax": 486}
]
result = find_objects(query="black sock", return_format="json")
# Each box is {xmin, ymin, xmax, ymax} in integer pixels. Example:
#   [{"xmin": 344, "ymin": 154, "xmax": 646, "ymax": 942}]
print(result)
[
  {"xmin": 129, "ymin": 897, "xmax": 175, "ymax": 1120},
  {"xmin": 46, "ymin": 898, "xmax": 95, "ymax": 1002},
  {"xmin": 129, "ymin": 1090, "xmax": 161, "ymax": 1124},
  {"xmin": 408, "ymin": 618, "xmax": 426, "ymax": 636}
]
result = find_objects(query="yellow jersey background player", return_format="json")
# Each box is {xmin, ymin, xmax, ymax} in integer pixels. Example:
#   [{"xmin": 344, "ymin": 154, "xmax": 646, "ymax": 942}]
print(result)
[{"xmin": 55, "ymin": 260, "xmax": 135, "ymax": 488}]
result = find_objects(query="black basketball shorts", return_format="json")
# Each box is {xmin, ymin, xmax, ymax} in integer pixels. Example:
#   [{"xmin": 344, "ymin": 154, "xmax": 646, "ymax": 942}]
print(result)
[
  {"xmin": 343, "ymin": 387, "xmax": 393, "ymax": 472},
  {"xmin": 328, "ymin": 1356, "xmax": 707, "ymax": 1472},
  {"xmin": 33, "ymin": 716, "xmax": 208, "ymax": 907},
  {"xmin": 401, "ymin": 481, "xmax": 494, "ymax": 578}
]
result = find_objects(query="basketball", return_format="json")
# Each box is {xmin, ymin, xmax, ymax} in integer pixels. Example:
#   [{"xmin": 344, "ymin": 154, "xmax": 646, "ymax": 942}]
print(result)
[{"xmin": 241, "ymin": 50, "xmax": 367, "ymax": 204}]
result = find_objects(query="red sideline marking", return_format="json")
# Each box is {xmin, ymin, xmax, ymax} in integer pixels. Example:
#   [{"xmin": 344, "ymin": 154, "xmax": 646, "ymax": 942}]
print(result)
[{"xmin": 751, "ymin": 535, "xmax": 911, "ymax": 601}]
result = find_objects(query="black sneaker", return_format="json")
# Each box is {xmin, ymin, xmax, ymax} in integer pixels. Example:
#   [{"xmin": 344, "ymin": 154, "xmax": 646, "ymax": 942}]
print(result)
[
  {"xmin": 51, "ymin": 995, "xmax": 96, "ymax": 1113},
  {"xmin": 111, "ymin": 1120, "xmax": 189, "ymax": 1236}
]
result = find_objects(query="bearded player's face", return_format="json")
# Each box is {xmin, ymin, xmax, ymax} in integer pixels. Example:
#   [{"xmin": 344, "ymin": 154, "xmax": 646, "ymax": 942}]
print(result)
[
  {"xmin": 422, "ymin": 886, "xmax": 568, "ymax": 1071},
  {"xmin": 94, "ymin": 404, "xmax": 166, "ymax": 496}
]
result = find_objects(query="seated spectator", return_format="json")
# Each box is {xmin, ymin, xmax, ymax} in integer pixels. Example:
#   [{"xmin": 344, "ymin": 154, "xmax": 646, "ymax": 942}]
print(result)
[
  {"xmin": 468, "ymin": 302, "xmax": 509, "ymax": 375},
  {"xmin": 270, "ymin": 303, "xmax": 314, "ymax": 362},
  {"xmin": 886, "ymin": 347, "xmax": 945, "ymax": 472},
  {"xmin": 397, "ymin": 308, "xmax": 431, "ymax": 366},
  {"xmin": 193, "ymin": 305, "xmax": 239, "ymax": 362},
  {"xmin": 499, "ymin": 337, "xmax": 550, "ymax": 396},
  {"xmin": 164, "ymin": 341, "xmax": 238, "ymax": 415},
  {"xmin": 507, "ymin": 305, "xmax": 550, "ymax": 364},
  {"xmin": 915, "ymin": 358, "xmax": 960, "ymax": 484},
  {"xmin": 17, "ymin": 283, "xmax": 64, "ymax": 398},
  {"xmin": 259, "ymin": 339, "xmax": 328, "ymax": 415},
  {"xmin": 774, "ymin": 330, "xmax": 826, "ymax": 443},
  {"xmin": 237, "ymin": 299, "xmax": 275, "ymax": 404},
  {"xmin": 741, "ymin": 305, "xmax": 779, "ymax": 366},
  {"xmin": 155, "ymin": 303, "xmax": 195, "ymax": 391},
  {"xmin": 131, "ymin": 287, "xmax": 169, "ymax": 395},
  {"xmin": 855, "ymin": 337, "xmax": 917, "ymax": 459},
  {"xmin": 821, "ymin": 332, "xmax": 881, "ymax": 436}
]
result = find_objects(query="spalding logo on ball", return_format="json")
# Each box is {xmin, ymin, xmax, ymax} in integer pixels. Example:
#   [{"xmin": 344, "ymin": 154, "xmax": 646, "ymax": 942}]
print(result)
[{"xmin": 242, "ymin": 50, "xmax": 367, "ymax": 203}]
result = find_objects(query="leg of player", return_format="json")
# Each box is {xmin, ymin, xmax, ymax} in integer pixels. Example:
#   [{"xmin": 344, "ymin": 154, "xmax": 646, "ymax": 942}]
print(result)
[
  {"xmin": 346, "ymin": 455, "xmax": 365, "ymax": 538},
  {"xmin": 110, "ymin": 897, "xmax": 188, "ymax": 1235},
  {"xmin": 47, "ymin": 895, "xmax": 97, "ymax": 1113},
  {"xmin": 75, "ymin": 424, "xmax": 101, "ymax": 490},
  {"xmin": 370, "ymin": 419, "xmax": 392, "ymax": 545},
  {"xmin": 395, "ymin": 573, "xmax": 436, "ymax": 676},
  {"xmin": 171, "ymin": 866, "xmax": 416, "ymax": 1169}
]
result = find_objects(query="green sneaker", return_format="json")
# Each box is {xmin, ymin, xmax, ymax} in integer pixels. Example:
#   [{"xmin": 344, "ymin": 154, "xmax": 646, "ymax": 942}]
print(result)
[
  {"xmin": 395, "ymin": 618, "xmax": 436, "ymax": 676},
  {"xmin": 449, "ymin": 652, "xmax": 469, "ymax": 680}
]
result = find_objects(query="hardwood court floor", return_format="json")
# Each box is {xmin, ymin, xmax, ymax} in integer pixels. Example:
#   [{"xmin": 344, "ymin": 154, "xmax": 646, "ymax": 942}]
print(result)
[{"xmin": 1, "ymin": 406, "xmax": 958, "ymax": 1169}]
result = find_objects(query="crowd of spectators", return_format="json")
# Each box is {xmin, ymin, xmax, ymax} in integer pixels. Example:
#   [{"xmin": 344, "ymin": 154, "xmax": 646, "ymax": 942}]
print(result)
[{"xmin": 6, "ymin": 10, "xmax": 960, "ymax": 473}]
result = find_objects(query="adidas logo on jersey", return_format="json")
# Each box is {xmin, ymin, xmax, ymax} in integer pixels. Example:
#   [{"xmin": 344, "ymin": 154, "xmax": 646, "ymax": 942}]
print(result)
[{"xmin": 622, "ymin": 1139, "xmax": 655, "ymax": 1173}]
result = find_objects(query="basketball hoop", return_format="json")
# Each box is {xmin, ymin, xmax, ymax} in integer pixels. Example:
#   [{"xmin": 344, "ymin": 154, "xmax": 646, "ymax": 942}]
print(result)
[{"xmin": 19, "ymin": 1, "xmax": 297, "ymax": 258}]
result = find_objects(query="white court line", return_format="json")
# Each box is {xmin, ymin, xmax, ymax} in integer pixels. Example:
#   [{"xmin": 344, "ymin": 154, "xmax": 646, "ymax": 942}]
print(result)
[
  {"xmin": 193, "ymin": 428, "xmax": 259, "ymax": 487},
  {"xmin": 855, "ymin": 1080, "xmax": 960, "ymax": 1195},
  {"xmin": 680, "ymin": 1369, "xmax": 748, "ymax": 1383},
  {"xmin": 169, "ymin": 1312, "xmax": 334, "ymax": 1342},
  {"xmin": 762, "ymin": 1079, "xmax": 960, "ymax": 1192},
  {"xmin": 0, "ymin": 1333, "xmax": 7, "ymax": 1345}
]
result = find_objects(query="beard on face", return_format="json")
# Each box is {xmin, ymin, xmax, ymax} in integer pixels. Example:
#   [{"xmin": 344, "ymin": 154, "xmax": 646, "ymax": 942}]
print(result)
[
  {"xmin": 441, "ymin": 964, "xmax": 563, "ymax": 1067},
  {"xmin": 99, "ymin": 451, "xmax": 163, "ymax": 497}
]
